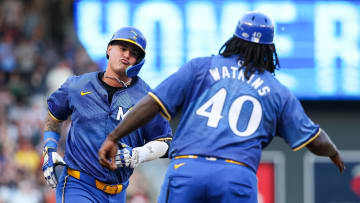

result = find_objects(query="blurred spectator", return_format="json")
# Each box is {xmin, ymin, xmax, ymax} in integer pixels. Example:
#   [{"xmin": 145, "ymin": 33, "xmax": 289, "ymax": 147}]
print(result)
[
  {"xmin": 30, "ymin": 63, "xmax": 47, "ymax": 94},
  {"xmin": 15, "ymin": 38, "xmax": 38, "ymax": 74},
  {"xmin": 0, "ymin": 31, "xmax": 16, "ymax": 72},
  {"xmin": 45, "ymin": 60, "xmax": 73, "ymax": 96},
  {"xmin": 7, "ymin": 72, "xmax": 29, "ymax": 103},
  {"xmin": 0, "ymin": 0, "xmax": 23, "ymax": 28},
  {"xmin": 14, "ymin": 137, "xmax": 41, "ymax": 174},
  {"xmin": 10, "ymin": 178, "xmax": 42, "ymax": 203}
]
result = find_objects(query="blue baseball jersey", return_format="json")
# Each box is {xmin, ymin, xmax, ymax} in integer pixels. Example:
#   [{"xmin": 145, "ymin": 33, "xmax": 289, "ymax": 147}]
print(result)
[
  {"xmin": 150, "ymin": 55, "xmax": 319, "ymax": 172},
  {"xmin": 47, "ymin": 72, "xmax": 172, "ymax": 184}
]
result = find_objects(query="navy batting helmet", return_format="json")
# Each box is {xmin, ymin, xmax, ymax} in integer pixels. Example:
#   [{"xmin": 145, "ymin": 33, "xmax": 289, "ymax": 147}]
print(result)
[
  {"xmin": 107, "ymin": 27, "xmax": 147, "ymax": 77},
  {"xmin": 234, "ymin": 11, "xmax": 274, "ymax": 44}
]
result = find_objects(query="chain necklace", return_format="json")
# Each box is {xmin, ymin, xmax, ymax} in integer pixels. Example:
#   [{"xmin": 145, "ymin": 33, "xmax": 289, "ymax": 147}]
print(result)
[{"xmin": 104, "ymin": 75, "xmax": 132, "ymax": 88}]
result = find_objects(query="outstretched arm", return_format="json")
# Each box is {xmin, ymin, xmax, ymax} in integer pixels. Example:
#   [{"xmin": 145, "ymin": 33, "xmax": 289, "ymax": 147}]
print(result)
[
  {"xmin": 306, "ymin": 128, "xmax": 345, "ymax": 173},
  {"xmin": 99, "ymin": 95, "xmax": 161, "ymax": 170},
  {"xmin": 116, "ymin": 140, "xmax": 169, "ymax": 168},
  {"xmin": 109, "ymin": 95, "xmax": 161, "ymax": 141}
]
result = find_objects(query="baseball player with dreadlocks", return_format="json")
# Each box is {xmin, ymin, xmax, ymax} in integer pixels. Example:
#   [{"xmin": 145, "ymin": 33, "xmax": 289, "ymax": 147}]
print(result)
[
  {"xmin": 98, "ymin": 11, "xmax": 345, "ymax": 203},
  {"xmin": 41, "ymin": 27, "xmax": 172, "ymax": 203}
]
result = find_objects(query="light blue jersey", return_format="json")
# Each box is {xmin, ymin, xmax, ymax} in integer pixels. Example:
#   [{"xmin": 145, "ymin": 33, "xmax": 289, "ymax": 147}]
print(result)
[
  {"xmin": 151, "ymin": 55, "xmax": 319, "ymax": 172},
  {"xmin": 48, "ymin": 72, "xmax": 172, "ymax": 184}
]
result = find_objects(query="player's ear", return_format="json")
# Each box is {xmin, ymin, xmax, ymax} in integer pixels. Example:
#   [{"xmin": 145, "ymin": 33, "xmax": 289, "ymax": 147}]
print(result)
[
  {"xmin": 106, "ymin": 45, "xmax": 112, "ymax": 59},
  {"xmin": 107, "ymin": 45, "xmax": 112, "ymax": 54}
]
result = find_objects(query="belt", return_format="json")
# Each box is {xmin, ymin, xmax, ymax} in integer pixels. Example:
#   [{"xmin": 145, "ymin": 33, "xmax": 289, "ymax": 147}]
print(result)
[
  {"xmin": 67, "ymin": 168, "xmax": 123, "ymax": 195},
  {"xmin": 174, "ymin": 155, "xmax": 249, "ymax": 168}
]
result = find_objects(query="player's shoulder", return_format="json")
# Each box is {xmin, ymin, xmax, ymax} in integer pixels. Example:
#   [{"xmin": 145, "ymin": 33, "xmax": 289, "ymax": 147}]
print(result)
[
  {"xmin": 188, "ymin": 55, "xmax": 213, "ymax": 66},
  {"xmin": 262, "ymin": 71, "xmax": 294, "ymax": 100},
  {"xmin": 181, "ymin": 56, "xmax": 214, "ymax": 74},
  {"xmin": 132, "ymin": 76, "xmax": 152, "ymax": 91},
  {"xmin": 76, "ymin": 71, "xmax": 98, "ymax": 81},
  {"xmin": 66, "ymin": 71, "xmax": 97, "ymax": 81},
  {"xmin": 63, "ymin": 71, "xmax": 99, "ymax": 88},
  {"xmin": 262, "ymin": 71, "xmax": 287, "ymax": 87}
]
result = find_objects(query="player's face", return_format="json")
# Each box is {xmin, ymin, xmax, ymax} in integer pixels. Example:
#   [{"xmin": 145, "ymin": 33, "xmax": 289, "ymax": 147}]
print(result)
[{"xmin": 107, "ymin": 41, "xmax": 140, "ymax": 76}]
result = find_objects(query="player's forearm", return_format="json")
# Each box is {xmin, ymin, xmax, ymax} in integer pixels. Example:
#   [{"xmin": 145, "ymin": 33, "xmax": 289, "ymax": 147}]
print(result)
[
  {"xmin": 306, "ymin": 128, "xmax": 339, "ymax": 157},
  {"xmin": 108, "ymin": 95, "xmax": 161, "ymax": 142},
  {"xmin": 43, "ymin": 113, "xmax": 63, "ymax": 149},
  {"xmin": 44, "ymin": 113, "xmax": 62, "ymax": 133},
  {"xmin": 135, "ymin": 140, "xmax": 169, "ymax": 163}
]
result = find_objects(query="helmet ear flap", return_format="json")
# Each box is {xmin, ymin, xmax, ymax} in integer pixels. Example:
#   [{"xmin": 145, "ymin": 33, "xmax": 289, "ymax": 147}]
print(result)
[{"xmin": 126, "ymin": 59, "xmax": 145, "ymax": 77}]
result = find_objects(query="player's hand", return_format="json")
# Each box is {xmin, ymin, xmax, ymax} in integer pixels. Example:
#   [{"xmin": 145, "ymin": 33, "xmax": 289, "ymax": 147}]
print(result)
[
  {"xmin": 115, "ymin": 146, "xmax": 133, "ymax": 168},
  {"xmin": 329, "ymin": 152, "xmax": 345, "ymax": 173},
  {"xmin": 115, "ymin": 147, "xmax": 142, "ymax": 168},
  {"xmin": 42, "ymin": 147, "xmax": 66, "ymax": 188},
  {"xmin": 98, "ymin": 138, "xmax": 118, "ymax": 170}
]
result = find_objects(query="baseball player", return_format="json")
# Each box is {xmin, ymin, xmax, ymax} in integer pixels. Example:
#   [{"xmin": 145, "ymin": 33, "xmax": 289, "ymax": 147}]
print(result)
[
  {"xmin": 98, "ymin": 12, "xmax": 345, "ymax": 203},
  {"xmin": 41, "ymin": 27, "xmax": 172, "ymax": 203}
]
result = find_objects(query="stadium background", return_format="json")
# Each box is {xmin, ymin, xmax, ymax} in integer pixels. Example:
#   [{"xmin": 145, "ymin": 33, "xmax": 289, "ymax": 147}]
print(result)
[{"xmin": 0, "ymin": 0, "xmax": 359, "ymax": 203}]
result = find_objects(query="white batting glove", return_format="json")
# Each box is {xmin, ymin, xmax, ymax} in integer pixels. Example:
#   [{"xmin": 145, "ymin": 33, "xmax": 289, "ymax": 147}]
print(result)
[
  {"xmin": 115, "ymin": 147, "xmax": 144, "ymax": 168},
  {"xmin": 42, "ymin": 147, "xmax": 66, "ymax": 188},
  {"xmin": 116, "ymin": 146, "xmax": 133, "ymax": 168}
]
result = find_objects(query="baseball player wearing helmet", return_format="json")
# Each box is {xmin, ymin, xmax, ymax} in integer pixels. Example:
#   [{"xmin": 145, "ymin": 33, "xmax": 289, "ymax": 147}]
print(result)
[
  {"xmin": 98, "ymin": 12, "xmax": 345, "ymax": 203},
  {"xmin": 42, "ymin": 27, "xmax": 172, "ymax": 203}
]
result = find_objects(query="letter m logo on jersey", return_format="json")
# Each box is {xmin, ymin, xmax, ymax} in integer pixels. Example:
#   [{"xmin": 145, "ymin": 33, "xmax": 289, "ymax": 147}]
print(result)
[{"xmin": 116, "ymin": 107, "xmax": 131, "ymax": 120}]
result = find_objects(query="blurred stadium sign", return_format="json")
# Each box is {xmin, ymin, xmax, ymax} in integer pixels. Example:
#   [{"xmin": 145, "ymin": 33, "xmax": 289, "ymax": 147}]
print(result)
[
  {"xmin": 258, "ymin": 151, "xmax": 286, "ymax": 203},
  {"xmin": 74, "ymin": 0, "xmax": 360, "ymax": 100},
  {"xmin": 304, "ymin": 150, "xmax": 360, "ymax": 203}
]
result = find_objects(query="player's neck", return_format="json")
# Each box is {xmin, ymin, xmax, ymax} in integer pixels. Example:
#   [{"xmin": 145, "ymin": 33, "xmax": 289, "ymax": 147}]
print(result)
[{"xmin": 103, "ymin": 71, "xmax": 132, "ymax": 88}]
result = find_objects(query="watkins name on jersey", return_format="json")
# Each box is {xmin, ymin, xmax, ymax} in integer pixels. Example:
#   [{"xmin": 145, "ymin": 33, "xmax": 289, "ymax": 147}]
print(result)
[{"xmin": 209, "ymin": 66, "xmax": 271, "ymax": 96}]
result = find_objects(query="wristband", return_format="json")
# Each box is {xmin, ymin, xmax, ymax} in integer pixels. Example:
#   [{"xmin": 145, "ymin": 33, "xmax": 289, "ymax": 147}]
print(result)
[{"xmin": 44, "ymin": 131, "xmax": 60, "ymax": 150}]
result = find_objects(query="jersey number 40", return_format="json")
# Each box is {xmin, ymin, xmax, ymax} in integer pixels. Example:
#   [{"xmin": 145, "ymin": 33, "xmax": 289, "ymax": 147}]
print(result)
[{"xmin": 196, "ymin": 88, "xmax": 262, "ymax": 137}]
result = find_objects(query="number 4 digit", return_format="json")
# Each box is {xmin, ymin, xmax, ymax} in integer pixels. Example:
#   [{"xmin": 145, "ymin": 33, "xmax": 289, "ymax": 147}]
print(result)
[{"xmin": 196, "ymin": 88, "xmax": 226, "ymax": 128}]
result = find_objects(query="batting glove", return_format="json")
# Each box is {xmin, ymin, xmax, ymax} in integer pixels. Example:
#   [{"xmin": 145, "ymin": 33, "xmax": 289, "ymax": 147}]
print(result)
[
  {"xmin": 116, "ymin": 146, "xmax": 153, "ymax": 168},
  {"xmin": 116, "ymin": 146, "xmax": 134, "ymax": 168},
  {"xmin": 42, "ymin": 147, "xmax": 66, "ymax": 188}
]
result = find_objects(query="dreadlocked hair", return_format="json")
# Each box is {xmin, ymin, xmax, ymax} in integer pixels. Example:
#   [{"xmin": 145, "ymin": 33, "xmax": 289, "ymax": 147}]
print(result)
[{"xmin": 219, "ymin": 36, "xmax": 280, "ymax": 79}]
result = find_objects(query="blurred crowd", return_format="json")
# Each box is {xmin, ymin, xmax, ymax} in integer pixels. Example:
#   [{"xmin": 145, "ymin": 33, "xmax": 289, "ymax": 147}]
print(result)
[{"xmin": 0, "ymin": 0, "xmax": 162, "ymax": 202}]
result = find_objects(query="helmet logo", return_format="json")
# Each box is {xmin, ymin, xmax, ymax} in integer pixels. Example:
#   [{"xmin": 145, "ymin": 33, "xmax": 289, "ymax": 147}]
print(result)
[
  {"xmin": 250, "ymin": 32, "xmax": 262, "ymax": 43},
  {"xmin": 241, "ymin": 32, "xmax": 249, "ymax": 39},
  {"xmin": 130, "ymin": 30, "xmax": 138, "ymax": 40}
]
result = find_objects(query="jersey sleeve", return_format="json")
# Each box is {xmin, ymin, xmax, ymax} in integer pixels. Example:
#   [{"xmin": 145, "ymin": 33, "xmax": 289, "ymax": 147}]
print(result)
[
  {"xmin": 149, "ymin": 59, "xmax": 195, "ymax": 120},
  {"xmin": 141, "ymin": 113, "xmax": 172, "ymax": 143},
  {"xmin": 47, "ymin": 76, "xmax": 74, "ymax": 121},
  {"xmin": 276, "ymin": 92, "xmax": 320, "ymax": 151}
]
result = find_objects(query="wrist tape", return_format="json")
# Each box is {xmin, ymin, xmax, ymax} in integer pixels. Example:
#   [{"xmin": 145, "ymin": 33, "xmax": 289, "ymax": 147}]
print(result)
[{"xmin": 44, "ymin": 131, "xmax": 60, "ymax": 150}]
